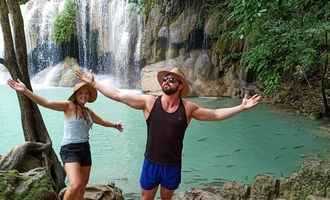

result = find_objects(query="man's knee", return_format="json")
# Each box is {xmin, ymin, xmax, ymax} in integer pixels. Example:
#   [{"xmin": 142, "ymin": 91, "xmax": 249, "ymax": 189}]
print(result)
[
  {"xmin": 141, "ymin": 187, "xmax": 158, "ymax": 200},
  {"xmin": 160, "ymin": 187, "xmax": 174, "ymax": 200}
]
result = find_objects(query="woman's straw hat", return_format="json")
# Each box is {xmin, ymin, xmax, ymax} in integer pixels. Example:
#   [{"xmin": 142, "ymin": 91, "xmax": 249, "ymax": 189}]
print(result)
[
  {"xmin": 68, "ymin": 82, "xmax": 97, "ymax": 103},
  {"xmin": 157, "ymin": 67, "xmax": 190, "ymax": 97}
]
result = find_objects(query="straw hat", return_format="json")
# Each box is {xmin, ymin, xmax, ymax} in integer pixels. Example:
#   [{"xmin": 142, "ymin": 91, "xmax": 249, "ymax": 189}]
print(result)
[
  {"xmin": 157, "ymin": 67, "xmax": 190, "ymax": 97},
  {"xmin": 68, "ymin": 82, "xmax": 97, "ymax": 103}
]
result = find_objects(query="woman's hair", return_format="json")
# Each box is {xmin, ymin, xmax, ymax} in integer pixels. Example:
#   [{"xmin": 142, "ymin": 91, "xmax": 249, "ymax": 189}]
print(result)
[{"xmin": 72, "ymin": 95, "xmax": 92, "ymax": 125}]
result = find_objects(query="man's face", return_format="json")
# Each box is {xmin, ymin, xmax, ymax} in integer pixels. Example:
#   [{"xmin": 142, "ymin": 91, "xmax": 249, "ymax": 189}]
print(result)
[{"xmin": 161, "ymin": 74, "xmax": 181, "ymax": 95}]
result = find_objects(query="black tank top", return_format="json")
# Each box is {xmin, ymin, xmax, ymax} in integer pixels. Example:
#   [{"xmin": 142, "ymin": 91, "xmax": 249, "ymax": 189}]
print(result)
[{"xmin": 145, "ymin": 96, "xmax": 188, "ymax": 164}]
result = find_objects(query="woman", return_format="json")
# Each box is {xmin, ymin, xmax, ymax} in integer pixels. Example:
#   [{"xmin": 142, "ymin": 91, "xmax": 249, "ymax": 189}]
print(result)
[{"xmin": 7, "ymin": 79, "xmax": 123, "ymax": 200}]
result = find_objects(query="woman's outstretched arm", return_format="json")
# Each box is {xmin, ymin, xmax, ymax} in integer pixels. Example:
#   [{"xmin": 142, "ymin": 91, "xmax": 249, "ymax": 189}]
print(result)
[
  {"xmin": 7, "ymin": 79, "xmax": 69, "ymax": 111},
  {"xmin": 88, "ymin": 109, "xmax": 123, "ymax": 132}
]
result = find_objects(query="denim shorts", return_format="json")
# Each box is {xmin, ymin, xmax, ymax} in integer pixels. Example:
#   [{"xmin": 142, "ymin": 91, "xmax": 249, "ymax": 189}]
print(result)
[
  {"xmin": 140, "ymin": 158, "xmax": 181, "ymax": 190},
  {"xmin": 60, "ymin": 142, "xmax": 91, "ymax": 166}
]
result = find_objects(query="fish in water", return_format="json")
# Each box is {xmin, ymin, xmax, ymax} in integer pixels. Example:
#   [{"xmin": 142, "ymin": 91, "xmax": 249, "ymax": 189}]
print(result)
[
  {"xmin": 216, "ymin": 154, "xmax": 230, "ymax": 158},
  {"xmin": 274, "ymin": 155, "xmax": 280, "ymax": 160},
  {"xmin": 233, "ymin": 149, "xmax": 241, "ymax": 152},
  {"xmin": 293, "ymin": 145, "xmax": 304, "ymax": 149},
  {"xmin": 197, "ymin": 137, "xmax": 208, "ymax": 142},
  {"xmin": 226, "ymin": 164, "xmax": 235, "ymax": 168},
  {"xmin": 192, "ymin": 178, "xmax": 208, "ymax": 182}
]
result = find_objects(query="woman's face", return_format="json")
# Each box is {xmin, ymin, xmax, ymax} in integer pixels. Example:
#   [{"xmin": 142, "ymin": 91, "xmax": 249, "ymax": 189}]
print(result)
[{"xmin": 75, "ymin": 87, "xmax": 90, "ymax": 105}]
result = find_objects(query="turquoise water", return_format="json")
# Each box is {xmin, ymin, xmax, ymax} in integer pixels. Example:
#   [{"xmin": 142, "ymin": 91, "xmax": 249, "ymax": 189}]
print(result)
[{"xmin": 1, "ymin": 85, "xmax": 330, "ymax": 196}]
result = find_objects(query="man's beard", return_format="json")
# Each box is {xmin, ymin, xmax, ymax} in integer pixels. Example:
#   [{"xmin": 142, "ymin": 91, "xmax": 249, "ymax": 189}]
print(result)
[{"xmin": 162, "ymin": 85, "xmax": 179, "ymax": 95}]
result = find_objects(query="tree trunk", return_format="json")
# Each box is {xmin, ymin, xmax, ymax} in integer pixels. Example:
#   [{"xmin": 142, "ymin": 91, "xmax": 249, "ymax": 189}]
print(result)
[
  {"xmin": 0, "ymin": 0, "xmax": 65, "ymax": 191},
  {"xmin": 321, "ymin": 31, "xmax": 330, "ymax": 117}
]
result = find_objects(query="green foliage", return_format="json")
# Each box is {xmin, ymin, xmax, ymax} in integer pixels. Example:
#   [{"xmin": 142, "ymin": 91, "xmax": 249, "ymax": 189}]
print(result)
[
  {"xmin": 128, "ymin": 0, "xmax": 156, "ymax": 17},
  {"xmin": 52, "ymin": 0, "xmax": 77, "ymax": 44},
  {"xmin": 209, "ymin": 0, "xmax": 330, "ymax": 94},
  {"xmin": 19, "ymin": 0, "xmax": 29, "ymax": 4}
]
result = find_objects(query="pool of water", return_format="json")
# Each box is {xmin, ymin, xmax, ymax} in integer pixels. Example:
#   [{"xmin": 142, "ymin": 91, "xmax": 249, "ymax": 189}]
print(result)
[{"xmin": 0, "ymin": 85, "xmax": 329, "ymax": 196}]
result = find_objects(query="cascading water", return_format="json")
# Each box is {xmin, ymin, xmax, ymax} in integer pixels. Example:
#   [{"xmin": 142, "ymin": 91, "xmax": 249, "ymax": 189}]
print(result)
[
  {"xmin": 1, "ymin": 0, "xmax": 143, "ymax": 87},
  {"xmin": 76, "ymin": 0, "xmax": 143, "ymax": 88},
  {"xmin": 23, "ymin": 0, "xmax": 65, "ymax": 75}
]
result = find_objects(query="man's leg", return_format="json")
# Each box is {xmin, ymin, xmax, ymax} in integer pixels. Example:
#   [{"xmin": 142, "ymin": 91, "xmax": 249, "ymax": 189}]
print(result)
[
  {"xmin": 141, "ymin": 185, "xmax": 159, "ymax": 200},
  {"xmin": 159, "ymin": 163, "xmax": 181, "ymax": 200},
  {"xmin": 160, "ymin": 186, "xmax": 175, "ymax": 200},
  {"xmin": 140, "ymin": 159, "xmax": 161, "ymax": 200}
]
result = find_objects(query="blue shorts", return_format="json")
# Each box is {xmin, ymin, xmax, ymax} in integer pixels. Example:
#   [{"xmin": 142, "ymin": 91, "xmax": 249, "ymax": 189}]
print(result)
[{"xmin": 140, "ymin": 158, "xmax": 181, "ymax": 190}]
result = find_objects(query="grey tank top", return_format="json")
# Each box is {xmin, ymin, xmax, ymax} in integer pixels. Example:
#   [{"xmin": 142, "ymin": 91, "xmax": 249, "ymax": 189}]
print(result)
[{"xmin": 61, "ymin": 111, "xmax": 93, "ymax": 146}]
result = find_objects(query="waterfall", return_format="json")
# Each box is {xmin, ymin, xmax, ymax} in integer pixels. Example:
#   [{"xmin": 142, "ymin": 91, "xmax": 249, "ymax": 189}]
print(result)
[
  {"xmin": 23, "ymin": 0, "xmax": 65, "ymax": 74},
  {"xmin": 1, "ymin": 0, "xmax": 143, "ymax": 88},
  {"xmin": 76, "ymin": 0, "xmax": 143, "ymax": 88}
]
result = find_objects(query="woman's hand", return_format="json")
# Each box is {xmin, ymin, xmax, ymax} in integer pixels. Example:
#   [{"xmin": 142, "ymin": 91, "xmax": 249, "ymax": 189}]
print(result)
[
  {"xmin": 115, "ymin": 122, "xmax": 123, "ymax": 132},
  {"xmin": 7, "ymin": 79, "xmax": 27, "ymax": 93}
]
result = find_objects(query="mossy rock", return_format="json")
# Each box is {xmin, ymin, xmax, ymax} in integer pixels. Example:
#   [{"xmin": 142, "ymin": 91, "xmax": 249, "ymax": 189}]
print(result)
[{"xmin": 0, "ymin": 168, "xmax": 57, "ymax": 200}]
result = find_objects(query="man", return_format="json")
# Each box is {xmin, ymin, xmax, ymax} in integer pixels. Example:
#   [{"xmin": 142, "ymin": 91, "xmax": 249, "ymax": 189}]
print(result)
[{"xmin": 76, "ymin": 67, "xmax": 261, "ymax": 200}]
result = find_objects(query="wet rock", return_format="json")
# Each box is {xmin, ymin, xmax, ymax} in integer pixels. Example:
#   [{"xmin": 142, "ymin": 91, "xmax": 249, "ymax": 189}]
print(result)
[
  {"xmin": 221, "ymin": 181, "xmax": 248, "ymax": 199},
  {"xmin": 250, "ymin": 175, "xmax": 278, "ymax": 200},
  {"xmin": 168, "ymin": 8, "xmax": 198, "ymax": 45}
]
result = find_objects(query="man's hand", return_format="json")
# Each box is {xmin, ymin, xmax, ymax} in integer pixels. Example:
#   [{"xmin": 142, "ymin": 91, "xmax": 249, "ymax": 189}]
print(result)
[
  {"xmin": 75, "ymin": 69, "xmax": 95, "ymax": 86},
  {"xmin": 241, "ymin": 94, "xmax": 261, "ymax": 110}
]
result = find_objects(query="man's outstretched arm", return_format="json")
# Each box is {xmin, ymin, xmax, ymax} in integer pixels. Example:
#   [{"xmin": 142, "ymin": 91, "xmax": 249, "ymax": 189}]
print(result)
[
  {"xmin": 190, "ymin": 94, "xmax": 261, "ymax": 121},
  {"xmin": 76, "ymin": 70, "xmax": 150, "ymax": 110}
]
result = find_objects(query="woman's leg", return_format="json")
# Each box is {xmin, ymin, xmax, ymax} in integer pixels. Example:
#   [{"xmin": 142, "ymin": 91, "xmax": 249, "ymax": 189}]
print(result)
[
  {"xmin": 77, "ymin": 166, "xmax": 91, "ymax": 200},
  {"xmin": 63, "ymin": 163, "xmax": 85, "ymax": 200}
]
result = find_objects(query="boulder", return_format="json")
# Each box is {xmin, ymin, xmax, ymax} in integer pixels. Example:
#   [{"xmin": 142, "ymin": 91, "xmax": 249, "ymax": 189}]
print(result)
[
  {"xmin": 177, "ymin": 159, "xmax": 330, "ymax": 200},
  {"xmin": 59, "ymin": 184, "xmax": 124, "ymax": 200},
  {"xmin": 0, "ymin": 168, "xmax": 57, "ymax": 200}
]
